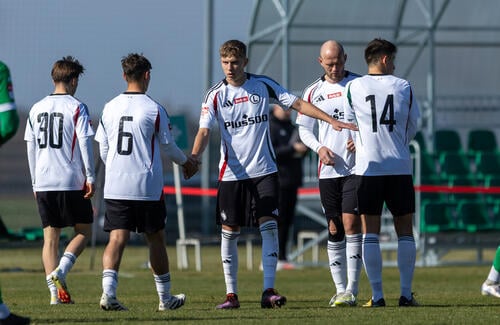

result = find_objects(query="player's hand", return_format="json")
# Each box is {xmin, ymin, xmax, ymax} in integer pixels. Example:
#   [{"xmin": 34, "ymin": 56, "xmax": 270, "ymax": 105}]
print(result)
[
  {"xmin": 83, "ymin": 182, "xmax": 95, "ymax": 199},
  {"xmin": 182, "ymin": 156, "xmax": 200, "ymax": 180},
  {"xmin": 347, "ymin": 138, "xmax": 356, "ymax": 152},
  {"xmin": 318, "ymin": 146, "xmax": 335, "ymax": 166},
  {"xmin": 330, "ymin": 119, "xmax": 358, "ymax": 131}
]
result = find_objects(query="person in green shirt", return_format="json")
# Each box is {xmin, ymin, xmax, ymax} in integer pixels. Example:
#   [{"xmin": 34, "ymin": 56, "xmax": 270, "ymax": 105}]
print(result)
[
  {"xmin": 0, "ymin": 60, "xmax": 19, "ymax": 147},
  {"xmin": 0, "ymin": 60, "xmax": 30, "ymax": 325}
]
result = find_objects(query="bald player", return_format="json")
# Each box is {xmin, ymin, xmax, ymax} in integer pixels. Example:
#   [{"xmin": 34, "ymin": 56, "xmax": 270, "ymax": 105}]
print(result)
[{"xmin": 296, "ymin": 40, "xmax": 362, "ymax": 307}]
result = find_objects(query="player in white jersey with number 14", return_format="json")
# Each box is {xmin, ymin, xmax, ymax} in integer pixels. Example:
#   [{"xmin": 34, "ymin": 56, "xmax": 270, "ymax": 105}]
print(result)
[
  {"xmin": 187, "ymin": 39, "xmax": 357, "ymax": 310},
  {"xmin": 25, "ymin": 56, "xmax": 95, "ymax": 306},
  {"xmin": 344, "ymin": 38, "xmax": 420, "ymax": 307}
]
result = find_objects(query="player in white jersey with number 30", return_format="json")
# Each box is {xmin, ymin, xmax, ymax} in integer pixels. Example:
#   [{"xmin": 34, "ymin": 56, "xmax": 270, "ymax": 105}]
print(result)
[
  {"xmin": 187, "ymin": 39, "xmax": 357, "ymax": 310},
  {"xmin": 95, "ymin": 53, "xmax": 198, "ymax": 312},
  {"xmin": 25, "ymin": 56, "xmax": 95, "ymax": 306},
  {"xmin": 344, "ymin": 38, "xmax": 420, "ymax": 307}
]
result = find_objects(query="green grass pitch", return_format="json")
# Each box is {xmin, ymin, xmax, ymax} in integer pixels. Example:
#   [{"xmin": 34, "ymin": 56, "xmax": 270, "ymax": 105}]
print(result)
[{"xmin": 1, "ymin": 245, "xmax": 500, "ymax": 325}]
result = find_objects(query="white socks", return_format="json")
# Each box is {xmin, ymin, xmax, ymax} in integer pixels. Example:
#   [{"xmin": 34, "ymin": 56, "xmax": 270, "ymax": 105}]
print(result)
[
  {"xmin": 260, "ymin": 220, "xmax": 279, "ymax": 290},
  {"xmin": 327, "ymin": 239, "xmax": 347, "ymax": 294},
  {"xmin": 346, "ymin": 233, "xmax": 363, "ymax": 295},
  {"xmin": 398, "ymin": 235, "xmax": 416, "ymax": 299},
  {"xmin": 221, "ymin": 229, "xmax": 240, "ymax": 294},
  {"xmin": 362, "ymin": 233, "xmax": 383, "ymax": 301},
  {"xmin": 102, "ymin": 269, "xmax": 118, "ymax": 297},
  {"xmin": 154, "ymin": 272, "xmax": 172, "ymax": 303}
]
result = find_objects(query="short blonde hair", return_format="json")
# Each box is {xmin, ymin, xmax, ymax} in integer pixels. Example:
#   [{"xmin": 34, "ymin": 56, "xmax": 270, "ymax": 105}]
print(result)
[{"xmin": 219, "ymin": 40, "xmax": 247, "ymax": 58}]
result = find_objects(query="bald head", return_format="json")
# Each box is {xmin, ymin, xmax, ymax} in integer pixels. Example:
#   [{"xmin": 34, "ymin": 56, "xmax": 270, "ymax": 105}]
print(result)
[
  {"xmin": 318, "ymin": 40, "xmax": 347, "ymax": 83},
  {"xmin": 320, "ymin": 40, "xmax": 345, "ymax": 59}
]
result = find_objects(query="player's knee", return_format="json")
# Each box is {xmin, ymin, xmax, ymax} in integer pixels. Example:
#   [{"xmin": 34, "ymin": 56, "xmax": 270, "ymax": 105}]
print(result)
[
  {"xmin": 328, "ymin": 229, "xmax": 345, "ymax": 242},
  {"xmin": 328, "ymin": 217, "xmax": 345, "ymax": 242}
]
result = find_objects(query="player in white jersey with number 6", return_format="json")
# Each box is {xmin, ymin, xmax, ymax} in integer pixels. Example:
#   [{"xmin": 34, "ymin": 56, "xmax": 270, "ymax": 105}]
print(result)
[
  {"xmin": 95, "ymin": 53, "xmax": 198, "ymax": 312},
  {"xmin": 344, "ymin": 38, "xmax": 420, "ymax": 307},
  {"xmin": 25, "ymin": 56, "xmax": 95, "ymax": 306},
  {"xmin": 187, "ymin": 39, "xmax": 357, "ymax": 310}
]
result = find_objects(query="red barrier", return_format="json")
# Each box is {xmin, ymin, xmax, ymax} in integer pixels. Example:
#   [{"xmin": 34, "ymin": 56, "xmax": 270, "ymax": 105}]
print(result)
[{"xmin": 163, "ymin": 185, "xmax": 500, "ymax": 196}]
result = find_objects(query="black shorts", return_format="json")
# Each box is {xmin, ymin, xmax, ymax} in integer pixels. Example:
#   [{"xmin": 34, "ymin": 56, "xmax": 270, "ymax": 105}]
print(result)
[
  {"xmin": 216, "ymin": 173, "xmax": 279, "ymax": 227},
  {"xmin": 355, "ymin": 175, "xmax": 415, "ymax": 216},
  {"xmin": 36, "ymin": 190, "xmax": 93, "ymax": 228},
  {"xmin": 104, "ymin": 198, "xmax": 166, "ymax": 234},
  {"xmin": 319, "ymin": 175, "xmax": 358, "ymax": 222}
]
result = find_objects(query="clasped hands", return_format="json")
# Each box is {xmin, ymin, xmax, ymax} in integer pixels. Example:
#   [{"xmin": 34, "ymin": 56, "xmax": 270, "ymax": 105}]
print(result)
[{"xmin": 182, "ymin": 155, "xmax": 201, "ymax": 180}]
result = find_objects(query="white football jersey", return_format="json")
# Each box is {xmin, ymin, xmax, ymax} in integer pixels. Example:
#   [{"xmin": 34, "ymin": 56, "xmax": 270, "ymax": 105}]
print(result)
[
  {"xmin": 95, "ymin": 93, "xmax": 181, "ymax": 200},
  {"xmin": 24, "ymin": 94, "xmax": 94, "ymax": 191},
  {"xmin": 200, "ymin": 73, "xmax": 298, "ymax": 181},
  {"xmin": 344, "ymin": 74, "xmax": 420, "ymax": 176},
  {"xmin": 296, "ymin": 72, "xmax": 359, "ymax": 179}
]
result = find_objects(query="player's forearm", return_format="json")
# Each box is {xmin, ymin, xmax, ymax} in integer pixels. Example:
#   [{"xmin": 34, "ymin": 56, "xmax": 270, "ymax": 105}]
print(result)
[
  {"xmin": 99, "ymin": 141, "xmax": 109, "ymax": 164},
  {"xmin": 191, "ymin": 128, "xmax": 210, "ymax": 161},
  {"xmin": 161, "ymin": 142, "xmax": 188, "ymax": 166},
  {"xmin": 79, "ymin": 136, "xmax": 96, "ymax": 184},
  {"xmin": 26, "ymin": 141, "xmax": 36, "ymax": 187},
  {"xmin": 298, "ymin": 125, "xmax": 323, "ymax": 153},
  {"xmin": 292, "ymin": 99, "xmax": 334, "ymax": 125}
]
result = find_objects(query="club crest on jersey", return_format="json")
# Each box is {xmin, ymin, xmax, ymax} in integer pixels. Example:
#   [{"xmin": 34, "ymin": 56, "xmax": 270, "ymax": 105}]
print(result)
[
  {"xmin": 249, "ymin": 93, "xmax": 261, "ymax": 104},
  {"xmin": 223, "ymin": 113, "xmax": 268, "ymax": 129}
]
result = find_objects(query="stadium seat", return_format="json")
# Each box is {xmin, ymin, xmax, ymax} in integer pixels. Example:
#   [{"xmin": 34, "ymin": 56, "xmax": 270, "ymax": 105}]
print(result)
[
  {"xmin": 419, "ymin": 152, "xmax": 440, "ymax": 181},
  {"xmin": 493, "ymin": 202, "xmax": 500, "ymax": 229},
  {"xmin": 418, "ymin": 176, "xmax": 447, "ymax": 205},
  {"xmin": 467, "ymin": 129, "xmax": 498, "ymax": 154},
  {"xmin": 438, "ymin": 151, "xmax": 474, "ymax": 180},
  {"xmin": 484, "ymin": 175, "xmax": 500, "ymax": 204},
  {"xmin": 435, "ymin": 129, "xmax": 463, "ymax": 153},
  {"xmin": 456, "ymin": 201, "xmax": 493, "ymax": 232},
  {"xmin": 410, "ymin": 131, "xmax": 427, "ymax": 153},
  {"xmin": 475, "ymin": 151, "xmax": 500, "ymax": 179},
  {"xmin": 447, "ymin": 176, "xmax": 481, "ymax": 202},
  {"xmin": 421, "ymin": 201, "xmax": 457, "ymax": 232}
]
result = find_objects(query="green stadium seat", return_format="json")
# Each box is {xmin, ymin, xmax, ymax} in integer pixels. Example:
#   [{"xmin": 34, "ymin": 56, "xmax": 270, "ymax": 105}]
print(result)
[
  {"xmin": 416, "ymin": 153, "xmax": 447, "ymax": 204},
  {"xmin": 484, "ymin": 175, "xmax": 500, "ymax": 204},
  {"xmin": 421, "ymin": 201, "xmax": 457, "ymax": 232},
  {"xmin": 475, "ymin": 151, "xmax": 500, "ymax": 179},
  {"xmin": 438, "ymin": 151, "xmax": 474, "ymax": 180},
  {"xmin": 467, "ymin": 129, "xmax": 498, "ymax": 154},
  {"xmin": 411, "ymin": 131, "xmax": 427, "ymax": 153},
  {"xmin": 493, "ymin": 202, "xmax": 500, "ymax": 229},
  {"xmin": 435, "ymin": 129, "xmax": 463, "ymax": 153},
  {"xmin": 446, "ymin": 176, "xmax": 481, "ymax": 202},
  {"xmin": 456, "ymin": 201, "xmax": 493, "ymax": 232},
  {"xmin": 418, "ymin": 176, "xmax": 447, "ymax": 205},
  {"xmin": 419, "ymin": 152, "xmax": 440, "ymax": 180}
]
